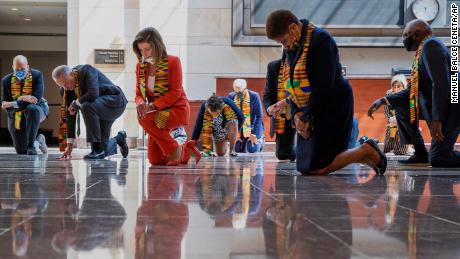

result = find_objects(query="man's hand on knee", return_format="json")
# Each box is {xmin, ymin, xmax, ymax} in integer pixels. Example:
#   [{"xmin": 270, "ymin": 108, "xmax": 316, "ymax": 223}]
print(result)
[
  {"xmin": 1, "ymin": 101, "xmax": 13, "ymax": 109},
  {"xmin": 18, "ymin": 95, "xmax": 38, "ymax": 104}
]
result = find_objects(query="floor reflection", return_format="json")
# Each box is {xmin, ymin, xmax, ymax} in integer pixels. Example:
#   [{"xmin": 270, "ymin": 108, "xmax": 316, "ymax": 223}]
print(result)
[
  {"xmin": 52, "ymin": 160, "xmax": 127, "ymax": 254},
  {"xmin": 136, "ymin": 172, "xmax": 189, "ymax": 259},
  {"xmin": 0, "ymin": 173, "xmax": 48, "ymax": 257},
  {"xmin": 0, "ymin": 150, "xmax": 459, "ymax": 258}
]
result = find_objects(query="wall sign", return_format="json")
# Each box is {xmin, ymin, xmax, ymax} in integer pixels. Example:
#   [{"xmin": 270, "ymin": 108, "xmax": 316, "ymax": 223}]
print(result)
[{"xmin": 94, "ymin": 49, "xmax": 124, "ymax": 65}]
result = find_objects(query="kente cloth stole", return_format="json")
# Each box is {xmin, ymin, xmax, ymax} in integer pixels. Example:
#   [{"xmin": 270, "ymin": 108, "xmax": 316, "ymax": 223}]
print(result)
[
  {"xmin": 58, "ymin": 69, "xmax": 82, "ymax": 151},
  {"xmin": 233, "ymin": 90, "xmax": 251, "ymax": 138},
  {"xmin": 11, "ymin": 71, "xmax": 33, "ymax": 130},
  {"xmin": 274, "ymin": 71, "xmax": 290, "ymax": 135},
  {"xmin": 277, "ymin": 23, "xmax": 315, "ymax": 134},
  {"xmin": 201, "ymin": 104, "xmax": 237, "ymax": 153},
  {"xmin": 409, "ymin": 37, "xmax": 430, "ymax": 123},
  {"xmin": 138, "ymin": 58, "xmax": 171, "ymax": 129}
]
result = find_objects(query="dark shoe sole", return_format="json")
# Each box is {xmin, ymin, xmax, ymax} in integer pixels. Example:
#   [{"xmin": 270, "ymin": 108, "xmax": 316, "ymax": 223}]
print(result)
[
  {"xmin": 398, "ymin": 157, "xmax": 429, "ymax": 164},
  {"xmin": 83, "ymin": 152, "xmax": 106, "ymax": 160}
]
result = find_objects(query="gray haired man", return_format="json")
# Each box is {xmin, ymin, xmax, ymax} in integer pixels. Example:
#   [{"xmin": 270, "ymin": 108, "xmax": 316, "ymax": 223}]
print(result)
[{"xmin": 52, "ymin": 64, "xmax": 129, "ymax": 160}]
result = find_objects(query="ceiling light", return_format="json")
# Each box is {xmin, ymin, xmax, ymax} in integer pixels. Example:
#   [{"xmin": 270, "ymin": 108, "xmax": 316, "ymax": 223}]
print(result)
[
  {"xmin": 24, "ymin": 18, "xmax": 31, "ymax": 21},
  {"xmin": 11, "ymin": 8, "xmax": 18, "ymax": 11}
]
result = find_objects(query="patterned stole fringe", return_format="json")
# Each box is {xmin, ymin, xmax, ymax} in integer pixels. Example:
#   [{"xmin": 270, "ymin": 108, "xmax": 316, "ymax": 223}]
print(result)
[
  {"xmin": 11, "ymin": 70, "xmax": 33, "ymax": 130},
  {"xmin": 233, "ymin": 90, "xmax": 251, "ymax": 138},
  {"xmin": 138, "ymin": 58, "xmax": 171, "ymax": 129},
  {"xmin": 201, "ymin": 104, "xmax": 237, "ymax": 153},
  {"xmin": 409, "ymin": 37, "xmax": 429, "ymax": 124},
  {"xmin": 58, "ymin": 69, "xmax": 81, "ymax": 151}
]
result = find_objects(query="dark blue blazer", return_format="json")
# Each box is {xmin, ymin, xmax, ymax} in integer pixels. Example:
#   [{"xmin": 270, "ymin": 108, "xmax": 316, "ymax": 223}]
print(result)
[
  {"xmin": 192, "ymin": 97, "xmax": 244, "ymax": 141},
  {"xmin": 1, "ymin": 68, "xmax": 49, "ymax": 116},
  {"xmin": 387, "ymin": 37, "xmax": 460, "ymax": 130},
  {"xmin": 228, "ymin": 90, "xmax": 265, "ymax": 138},
  {"xmin": 73, "ymin": 64, "xmax": 128, "ymax": 106}
]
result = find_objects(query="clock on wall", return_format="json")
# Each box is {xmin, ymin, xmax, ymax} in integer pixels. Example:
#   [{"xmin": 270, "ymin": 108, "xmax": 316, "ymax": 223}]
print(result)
[{"xmin": 412, "ymin": 0, "xmax": 440, "ymax": 22}]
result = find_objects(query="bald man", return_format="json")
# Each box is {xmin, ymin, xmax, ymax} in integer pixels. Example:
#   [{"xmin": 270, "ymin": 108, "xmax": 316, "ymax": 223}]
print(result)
[
  {"xmin": 368, "ymin": 19, "xmax": 460, "ymax": 167},
  {"xmin": 228, "ymin": 79, "xmax": 265, "ymax": 153},
  {"xmin": 1, "ymin": 55, "xmax": 49, "ymax": 155}
]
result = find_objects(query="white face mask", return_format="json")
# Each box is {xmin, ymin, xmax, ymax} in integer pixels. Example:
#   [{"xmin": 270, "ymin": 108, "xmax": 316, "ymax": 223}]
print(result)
[{"xmin": 142, "ymin": 56, "xmax": 155, "ymax": 64}]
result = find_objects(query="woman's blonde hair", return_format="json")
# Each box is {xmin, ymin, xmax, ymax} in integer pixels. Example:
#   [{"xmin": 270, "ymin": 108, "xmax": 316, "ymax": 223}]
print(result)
[
  {"xmin": 132, "ymin": 27, "xmax": 167, "ymax": 62},
  {"xmin": 391, "ymin": 74, "xmax": 408, "ymax": 89}
]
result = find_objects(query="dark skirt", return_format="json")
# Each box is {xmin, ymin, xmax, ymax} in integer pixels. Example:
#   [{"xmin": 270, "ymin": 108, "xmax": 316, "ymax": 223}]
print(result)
[{"xmin": 296, "ymin": 80, "xmax": 354, "ymax": 173}]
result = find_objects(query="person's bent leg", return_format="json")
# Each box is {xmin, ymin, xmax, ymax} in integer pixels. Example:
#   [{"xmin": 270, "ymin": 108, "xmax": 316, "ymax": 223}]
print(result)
[
  {"xmin": 139, "ymin": 116, "xmax": 180, "ymax": 162},
  {"xmin": 393, "ymin": 104, "xmax": 428, "ymax": 162},
  {"xmin": 227, "ymin": 122, "xmax": 238, "ymax": 155},
  {"xmin": 215, "ymin": 140, "xmax": 228, "ymax": 156},
  {"xmin": 314, "ymin": 143, "xmax": 383, "ymax": 175},
  {"xmin": 246, "ymin": 138, "xmax": 263, "ymax": 153},
  {"xmin": 23, "ymin": 104, "xmax": 42, "ymax": 152},
  {"xmin": 7, "ymin": 111, "xmax": 27, "ymax": 154},
  {"xmin": 147, "ymin": 135, "xmax": 167, "ymax": 165},
  {"xmin": 100, "ymin": 120, "xmax": 117, "ymax": 156},
  {"xmin": 429, "ymin": 127, "xmax": 460, "ymax": 167},
  {"xmin": 81, "ymin": 102, "xmax": 102, "ymax": 145},
  {"xmin": 296, "ymin": 135, "xmax": 315, "ymax": 173},
  {"xmin": 276, "ymin": 121, "xmax": 296, "ymax": 160},
  {"xmin": 234, "ymin": 137, "xmax": 247, "ymax": 153}
]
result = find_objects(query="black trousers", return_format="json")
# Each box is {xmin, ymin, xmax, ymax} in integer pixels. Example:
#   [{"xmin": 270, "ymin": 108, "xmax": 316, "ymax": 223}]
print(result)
[
  {"xmin": 275, "ymin": 119, "xmax": 296, "ymax": 160},
  {"xmin": 7, "ymin": 104, "xmax": 44, "ymax": 154},
  {"xmin": 394, "ymin": 102, "xmax": 460, "ymax": 167},
  {"xmin": 80, "ymin": 94, "xmax": 126, "ymax": 155}
]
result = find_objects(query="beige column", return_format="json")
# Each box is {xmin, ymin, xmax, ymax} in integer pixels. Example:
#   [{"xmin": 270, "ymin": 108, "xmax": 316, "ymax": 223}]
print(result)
[{"xmin": 67, "ymin": 0, "xmax": 140, "ymax": 148}]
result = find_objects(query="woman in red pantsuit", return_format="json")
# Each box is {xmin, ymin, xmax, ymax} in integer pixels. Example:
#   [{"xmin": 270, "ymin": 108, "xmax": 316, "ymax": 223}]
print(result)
[{"xmin": 133, "ymin": 27, "xmax": 200, "ymax": 166}]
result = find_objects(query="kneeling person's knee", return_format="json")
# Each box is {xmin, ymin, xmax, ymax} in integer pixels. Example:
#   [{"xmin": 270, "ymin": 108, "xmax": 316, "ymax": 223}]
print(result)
[
  {"xmin": 25, "ymin": 104, "xmax": 40, "ymax": 114},
  {"xmin": 80, "ymin": 102, "xmax": 94, "ymax": 113}
]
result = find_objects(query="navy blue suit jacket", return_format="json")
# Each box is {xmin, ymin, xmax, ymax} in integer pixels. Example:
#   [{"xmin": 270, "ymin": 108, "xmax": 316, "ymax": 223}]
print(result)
[{"xmin": 387, "ymin": 37, "xmax": 460, "ymax": 130}]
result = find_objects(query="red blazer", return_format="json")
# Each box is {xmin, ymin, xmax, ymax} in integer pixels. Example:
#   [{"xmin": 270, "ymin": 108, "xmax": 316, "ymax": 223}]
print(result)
[
  {"xmin": 135, "ymin": 55, "xmax": 189, "ymax": 111},
  {"xmin": 135, "ymin": 55, "xmax": 190, "ymax": 128}
]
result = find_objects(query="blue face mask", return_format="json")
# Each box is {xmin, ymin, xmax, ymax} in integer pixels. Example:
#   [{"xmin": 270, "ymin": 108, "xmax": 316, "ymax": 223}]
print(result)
[{"xmin": 14, "ymin": 69, "xmax": 27, "ymax": 80}]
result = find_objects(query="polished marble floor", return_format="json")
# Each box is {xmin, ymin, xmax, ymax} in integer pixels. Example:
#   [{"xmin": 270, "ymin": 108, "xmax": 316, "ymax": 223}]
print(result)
[{"xmin": 0, "ymin": 147, "xmax": 459, "ymax": 259}]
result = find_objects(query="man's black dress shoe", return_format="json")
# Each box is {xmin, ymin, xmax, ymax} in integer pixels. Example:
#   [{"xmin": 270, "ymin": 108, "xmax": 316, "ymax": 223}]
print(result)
[
  {"xmin": 117, "ymin": 131, "xmax": 129, "ymax": 158},
  {"xmin": 399, "ymin": 154, "xmax": 429, "ymax": 164},
  {"xmin": 83, "ymin": 150, "xmax": 106, "ymax": 160}
]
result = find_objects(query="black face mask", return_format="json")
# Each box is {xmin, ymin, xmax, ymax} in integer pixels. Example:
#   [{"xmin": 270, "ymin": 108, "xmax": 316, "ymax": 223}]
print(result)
[{"xmin": 403, "ymin": 35, "xmax": 416, "ymax": 51}]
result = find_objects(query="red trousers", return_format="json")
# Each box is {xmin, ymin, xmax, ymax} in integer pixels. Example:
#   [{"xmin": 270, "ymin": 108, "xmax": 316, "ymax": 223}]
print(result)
[{"xmin": 139, "ymin": 104, "xmax": 190, "ymax": 165}]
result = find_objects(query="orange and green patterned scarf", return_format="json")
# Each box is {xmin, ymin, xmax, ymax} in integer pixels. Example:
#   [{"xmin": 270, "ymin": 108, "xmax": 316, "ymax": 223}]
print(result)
[
  {"xmin": 202, "ymin": 104, "xmax": 237, "ymax": 153},
  {"xmin": 278, "ymin": 23, "xmax": 315, "ymax": 117},
  {"xmin": 233, "ymin": 89, "xmax": 251, "ymax": 138},
  {"xmin": 409, "ymin": 36, "xmax": 430, "ymax": 123},
  {"xmin": 58, "ymin": 69, "xmax": 81, "ymax": 151},
  {"xmin": 138, "ymin": 58, "xmax": 171, "ymax": 129},
  {"xmin": 11, "ymin": 69, "xmax": 33, "ymax": 130}
]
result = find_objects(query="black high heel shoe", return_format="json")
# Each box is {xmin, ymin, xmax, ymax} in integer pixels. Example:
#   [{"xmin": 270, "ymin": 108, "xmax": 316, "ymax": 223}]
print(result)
[{"xmin": 364, "ymin": 139, "xmax": 387, "ymax": 175}]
